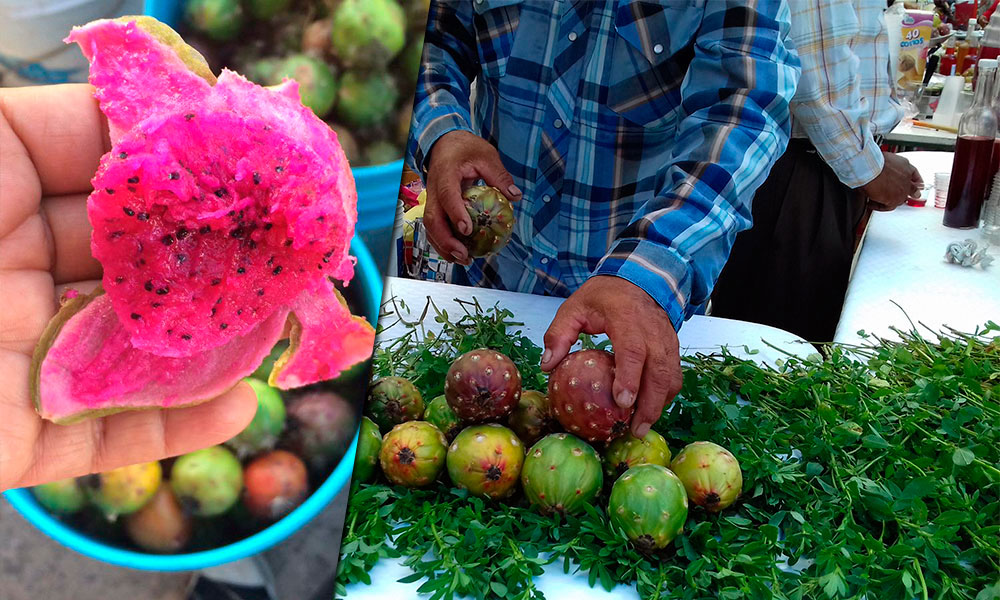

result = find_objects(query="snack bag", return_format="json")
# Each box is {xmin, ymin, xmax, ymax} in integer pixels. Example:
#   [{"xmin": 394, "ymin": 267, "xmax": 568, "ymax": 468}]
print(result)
[{"xmin": 899, "ymin": 10, "xmax": 934, "ymax": 89}]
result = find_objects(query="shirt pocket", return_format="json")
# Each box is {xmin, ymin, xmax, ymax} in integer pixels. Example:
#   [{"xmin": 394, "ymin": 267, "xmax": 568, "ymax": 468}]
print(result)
[
  {"xmin": 605, "ymin": 0, "xmax": 704, "ymax": 129},
  {"xmin": 472, "ymin": 0, "xmax": 523, "ymax": 79}
]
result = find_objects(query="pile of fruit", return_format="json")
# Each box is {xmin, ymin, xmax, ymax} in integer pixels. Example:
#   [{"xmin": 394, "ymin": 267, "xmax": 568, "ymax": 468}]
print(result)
[
  {"xmin": 30, "ymin": 343, "xmax": 364, "ymax": 553},
  {"xmin": 180, "ymin": 0, "xmax": 428, "ymax": 166},
  {"xmin": 355, "ymin": 347, "xmax": 743, "ymax": 554}
]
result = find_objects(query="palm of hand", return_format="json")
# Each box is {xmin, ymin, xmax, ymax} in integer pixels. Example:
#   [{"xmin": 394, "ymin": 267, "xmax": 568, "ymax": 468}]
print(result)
[{"xmin": 0, "ymin": 85, "xmax": 255, "ymax": 491}]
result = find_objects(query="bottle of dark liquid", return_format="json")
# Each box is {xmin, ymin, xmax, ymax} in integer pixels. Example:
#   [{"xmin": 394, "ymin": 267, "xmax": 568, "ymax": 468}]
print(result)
[{"xmin": 945, "ymin": 60, "xmax": 999, "ymax": 229}]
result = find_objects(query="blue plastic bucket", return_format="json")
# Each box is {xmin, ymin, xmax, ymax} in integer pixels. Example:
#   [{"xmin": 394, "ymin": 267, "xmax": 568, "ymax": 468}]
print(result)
[
  {"xmin": 143, "ymin": 0, "xmax": 181, "ymax": 28},
  {"xmin": 354, "ymin": 160, "xmax": 405, "ymax": 232},
  {"xmin": 3, "ymin": 235, "xmax": 382, "ymax": 572}
]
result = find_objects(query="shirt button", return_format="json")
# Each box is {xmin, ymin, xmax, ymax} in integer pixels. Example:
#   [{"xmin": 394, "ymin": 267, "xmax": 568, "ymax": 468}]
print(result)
[
  {"xmin": 540, "ymin": 257, "xmax": 549, "ymax": 264},
  {"xmin": 653, "ymin": 43, "xmax": 663, "ymax": 54},
  {"xmin": 542, "ymin": 194, "xmax": 551, "ymax": 203},
  {"xmin": 568, "ymin": 31, "xmax": 578, "ymax": 42},
  {"xmin": 553, "ymin": 118, "xmax": 563, "ymax": 129}
]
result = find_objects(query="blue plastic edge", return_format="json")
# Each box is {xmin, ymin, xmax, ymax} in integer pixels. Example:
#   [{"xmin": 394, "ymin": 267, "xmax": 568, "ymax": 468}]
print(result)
[
  {"xmin": 354, "ymin": 160, "xmax": 405, "ymax": 232},
  {"xmin": 2, "ymin": 234, "xmax": 383, "ymax": 572},
  {"xmin": 143, "ymin": 0, "xmax": 181, "ymax": 28}
]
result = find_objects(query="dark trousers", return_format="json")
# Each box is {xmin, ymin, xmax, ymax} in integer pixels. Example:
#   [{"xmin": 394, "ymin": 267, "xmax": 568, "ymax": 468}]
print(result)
[{"xmin": 710, "ymin": 139, "xmax": 868, "ymax": 343}]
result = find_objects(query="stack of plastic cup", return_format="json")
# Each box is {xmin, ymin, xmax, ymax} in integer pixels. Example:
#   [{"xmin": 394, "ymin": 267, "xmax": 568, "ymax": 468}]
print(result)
[
  {"xmin": 983, "ymin": 173, "xmax": 1000, "ymax": 242},
  {"xmin": 934, "ymin": 172, "xmax": 951, "ymax": 208}
]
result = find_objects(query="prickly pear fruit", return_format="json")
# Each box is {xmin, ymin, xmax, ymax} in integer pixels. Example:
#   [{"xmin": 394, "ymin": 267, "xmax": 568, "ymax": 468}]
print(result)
[
  {"xmin": 424, "ymin": 395, "xmax": 462, "ymax": 441},
  {"xmin": 185, "ymin": 0, "xmax": 244, "ymax": 41},
  {"xmin": 84, "ymin": 461, "xmax": 163, "ymax": 520},
  {"xmin": 603, "ymin": 430, "xmax": 671, "ymax": 481},
  {"xmin": 246, "ymin": 0, "xmax": 290, "ymax": 20},
  {"xmin": 459, "ymin": 186, "xmax": 515, "ymax": 258},
  {"xmin": 170, "ymin": 446, "xmax": 243, "ymax": 517},
  {"xmin": 227, "ymin": 378, "xmax": 286, "ymax": 458},
  {"xmin": 507, "ymin": 390, "xmax": 554, "ymax": 446},
  {"xmin": 273, "ymin": 54, "xmax": 338, "ymax": 118},
  {"xmin": 335, "ymin": 71, "xmax": 399, "ymax": 128},
  {"xmin": 669, "ymin": 441, "xmax": 742, "ymax": 513},
  {"xmin": 379, "ymin": 421, "xmax": 447, "ymax": 487},
  {"xmin": 32, "ymin": 478, "xmax": 87, "ymax": 515},
  {"xmin": 521, "ymin": 433, "xmax": 602, "ymax": 514},
  {"xmin": 302, "ymin": 19, "xmax": 333, "ymax": 56},
  {"xmin": 284, "ymin": 391, "xmax": 356, "ymax": 470},
  {"xmin": 330, "ymin": 0, "xmax": 406, "ymax": 68},
  {"xmin": 243, "ymin": 450, "xmax": 309, "ymax": 520},
  {"xmin": 330, "ymin": 124, "xmax": 361, "ymax": 164},
  {"xmin": 364, "ymin": 140, "xmax": 402, "ymax": 166},
  {"xmin": 124, "ymin": 486, "xmax": 192, "ymax": 553},
  {"xmin": 549, "ymin": 349, "xmax": 633, "ymax": 443},
  {"xmin": 608, "ymin": 464, "xmax": 688, "ymax": 553},
  {"xmin": 353, "ymin": 416, "xmax": 382, "ymax": 483},
  {"xmin": 366, "ymin": 376, "xmax": 424, "ymax": 432},
  {"xmin": 252, "ymin": 341, "xmax": 289, "ymax": 381},
  {"xmin": 446, "ymin": 424, "xmax": 524, "ymax": 499},
  {"xmin": 445, "ymin": 349, "xmax": 521, "ymax": 423}
]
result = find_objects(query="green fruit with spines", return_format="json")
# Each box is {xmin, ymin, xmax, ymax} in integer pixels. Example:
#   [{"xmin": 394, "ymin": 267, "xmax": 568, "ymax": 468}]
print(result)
[
  {"xmin": 379, "ymin": 421, "xmax": 448, "ymax": 487},
  {"xmin": 521, "ymin": 433, "xmax": 602, "ymax": 514},
  {"xmin": 366, "ymin": 376, "xmax": 424, "ymax": 432},
  {"xmin": 226, "ymin": 378, "xmax": 286, "ymax": 458},
  {"xmin": 669, "ymin": 441, "xmax": 742, "ymax": 513},
  {"xmin": 423, "ymin": 395, "xmax": 462, "ymax": 441},
  {"xmin": 353, "ymin": 416, "xmax": 382, "ymax": 483},
  {"xmin": 507, "ymin": 390, "xmax": 554, "ymax": 446},
  {"xmin": 459, "ymin": 186, "xmax": 516, "ymax": 258},
  {"xmin": 170, "ymin": 446, "xmax": 243, "ymax": 517},
  {"xmin": 32, "ymin": 478, "xmax": 87, "ymax": 515},
  {"xmin": 184, "ymin": 0, "xmax": 244, "ymax": 41},
  {"xmin": 273, "ymin": 54, "xmax": 338, "ymax": 118},
  {"xmin": 84, "ymin": 461, "xmax": 163, "ymax": 520},
  {"xmin": 335, "ymin": 71, "xmax": 399, "ymax": 129},
  {"xmin": 446, "ymin": 424, "xmax": 524, "ymax": 499},
  {"xmin": 608, "ymin": 464, "xmax": 688, "ymax": 553},
  {"xmin": 330, "ymin": 0, "xmax": 406, "ymax": 68},
  {"xmin": 603, "ymin": 430, "xmax": 671, "ymax": 482}
]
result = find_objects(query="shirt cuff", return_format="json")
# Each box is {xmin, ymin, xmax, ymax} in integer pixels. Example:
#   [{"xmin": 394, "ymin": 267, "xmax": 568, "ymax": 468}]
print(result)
[
  {"xmin": 411, "ymin": 107, "xmax": 476, "ymax": 178},
  {"xmin": 592, "ymin": 239, "xmax": 692, "ymax": 332},
  {"xmin": 824, "ymin": 134, "xmax": 885, "ymax": 189}
]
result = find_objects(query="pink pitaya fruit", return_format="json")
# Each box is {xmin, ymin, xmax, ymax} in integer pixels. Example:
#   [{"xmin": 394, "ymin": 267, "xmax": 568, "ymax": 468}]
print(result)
[
  {"xmin": 31, "ymin": 17, "xmax": 375, "ymax": 423},
  {"xmin": 549, "ymin": 349, "xmax": 634, "ymax": 443},
  {"xmin": 444, "ymin": 349, "xmax": 522, "ymax": 423}
]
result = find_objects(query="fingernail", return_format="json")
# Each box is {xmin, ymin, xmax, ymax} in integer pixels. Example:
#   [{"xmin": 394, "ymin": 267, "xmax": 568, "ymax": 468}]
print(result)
[
  {"xmin": 541, "ymin": 348, "xmax": 552, "ymax": 365},
  {"xmin": 451, "ymin": 251, "xmax": 466, "ymax": 262},
  {"xmin": 616, "ymin": 390, "xmax": 635, "ymax": 408},
  {"xmin": 634, "ymin": 423, "xmax": 651, "ymax": 438},
  {"xmin": 458, "ymin": 221, "xmax": 472, "ymax": 235},
  {"xmin": 508, "ymin": 184, "xmax": 522, "ymax": 197}
]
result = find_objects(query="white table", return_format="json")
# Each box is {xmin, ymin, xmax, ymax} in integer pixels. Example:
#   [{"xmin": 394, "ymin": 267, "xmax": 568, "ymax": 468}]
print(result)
[
  {"xmin": 835, "ymin": 151, "xmax": 1000, "ymax": 345},
  {"xmin": 884, "ymin": 121, "xmax": 957, "ymax": 150},
  {"xmin": 343, "ymin": 277, "xmax": 812, "ymax": 600}
]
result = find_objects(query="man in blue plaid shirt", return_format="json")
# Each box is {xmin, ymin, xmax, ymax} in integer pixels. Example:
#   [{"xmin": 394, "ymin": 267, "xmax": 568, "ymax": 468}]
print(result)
[{"xmin": 406, "ymin": 1, "xmax": 800, "ymax": 436}]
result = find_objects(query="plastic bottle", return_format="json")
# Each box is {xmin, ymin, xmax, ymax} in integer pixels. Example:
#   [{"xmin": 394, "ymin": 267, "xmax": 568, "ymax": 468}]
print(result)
[
  {"xmin": 940, "ymin": 36, "xmax": 958, "ymax": 76},
  {"xmin": 980, "ymin": 13, "xmax": 1000, "ymax": 62},
  {"xmin": 945, "ymin": 60, "xmax": 999, "ymax": 229}
]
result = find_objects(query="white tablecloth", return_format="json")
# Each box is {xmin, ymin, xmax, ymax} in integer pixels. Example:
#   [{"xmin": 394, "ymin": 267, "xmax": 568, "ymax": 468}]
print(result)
[
  {"xmin": 834, "ymin": 151, "xmax": 1000, "ymax": 344},
  {"xmin": 343, "ymin": 277, "xmax": 812, "ymax": 600}
]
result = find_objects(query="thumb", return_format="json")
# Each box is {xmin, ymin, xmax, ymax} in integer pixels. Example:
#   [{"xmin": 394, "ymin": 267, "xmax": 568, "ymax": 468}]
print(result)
[
  {"xmin": 542, "ymin": 302, "xmax": 585, "ymax": 372},
  {"xmin": 474, "ymin": 151, "xmax": 522, "ymax": 202}
]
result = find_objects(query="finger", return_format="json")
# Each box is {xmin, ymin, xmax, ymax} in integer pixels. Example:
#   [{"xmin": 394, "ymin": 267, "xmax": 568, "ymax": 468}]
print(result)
[
  {"xmin": 435, "ymin": 169, "xmax": 474, "ymax": 236},
  {"xmin": 0, "ymin": 84, "xmax": 110, "ymax": 196},
  {"xmin": 469, "ymin": 153, "xmax": 521, "ymax": 202},
  {"xmin": 607, "ymin": 323, "xmax": 646, "ymax": 409},
  {"xmin": 423, "ymin": 199, "xmax": 469, "ymax": 264},
  {"xmin": 631, "ymin": 346, "xmax": 682, "ymax": 437},
  {"xmin": 0, "ymin": 106, "xmax": 42, "ymax": 239},
  {"xmin": 542, "ymin": 300, "xmax": 588, "ymax": 371},
  {"xmin": 42, "ymin": 193, "xmax": 102, "ymax": 284},
  {"xmin": 0, "ymin": 270, "xmax": 56, "ymax": 355}
]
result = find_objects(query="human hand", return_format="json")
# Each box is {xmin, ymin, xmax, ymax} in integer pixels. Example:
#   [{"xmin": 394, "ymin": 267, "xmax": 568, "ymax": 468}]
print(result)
[
  {"xmin": 424, "ymin": 130, "xmax": 521, "ymax": 265},
  {"xmin": 0, "ymin": 84, "xmax": 257, "ymax": 491},
  {"xmin": 540, "ymin": 276, "xmax": 682, "ymax": 437},
  {"xmin": 861, "ymin": 151, "xmax": 923, "ymax": 211}
]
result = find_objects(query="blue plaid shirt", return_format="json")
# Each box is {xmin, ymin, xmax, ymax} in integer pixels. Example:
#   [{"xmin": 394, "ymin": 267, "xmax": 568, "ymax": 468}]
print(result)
[{"xmin": 407, "ymin": 0, "xmax": 801, "ymax": 329}]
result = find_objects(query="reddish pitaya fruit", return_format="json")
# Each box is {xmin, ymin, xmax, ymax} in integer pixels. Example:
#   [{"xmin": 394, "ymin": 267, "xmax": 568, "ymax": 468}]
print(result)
[
  {"xmin": 125, "ymin": 486, "xmax": 193, "ymax": 553},
  {"xmin": 170, "ymin": 446, "xmax": 243, "ymax": 517},
  {"xmin": 459, "ymin": 186, "xmax": 515, "ymax": 258},
  {"xmin": 31, "ymin": 478, "xmax": 87, "ymax": 515},
  {"xmin": 379, "ymin": 421, "xmax": 447, "ymax": 488},
  {"xmin": 669, "ymin": 441, "xmax": 743, "ymax": 513},
  {"xmin": 83, "ymin": 461, "xmax": 163, "ymax": 520},
  {"xmin": 33, "ymin": 17, "xmax": 375, "ymax": 423},
  {"xmin": 520, "ymin": 433, "xmax": 602, "ymax": 514},
  {"xmin": 283, "ymin": 391, "xmax": 356, "ymax": 470},
  {"xmin": 242, "ymin": 450, "xmax": 309, "ymax": 520},
  {"xmin": 549, "ymin": 349, "xmax": 633, "ymax": 443},
  {"xmin": 445, "ymin": 424, "xmax": 524, "ymax": 499},
  {"xmin": 444, "ymin": 349, "xmax": 521, "ymax": 423},
  {"xmin": 366, "ymin": 377, "xmax": 424, "ymax": 432},
  {"xmin": 608, "ymin": 464, "xmax": 688, "ymax": 553},
  {"xmin": 330, "ymin": 0, "xmax": 406, "ymax": 68},
  {"xmin": 424, "ymin": 395, "xmax": 462, "ymax": 441},
  {"xmin": 603, "ymin": 430, "xmax": 672, "ymax": 482},
  {"xmin": 353, "ymin": 416, "xmax": 382, "ymax": 483},
  {"xmin": 507, "ymin": 390, "xmax": 554, "ymax": 446},
  {"xmin": 226, "ymin": 378, "xmax": 286, "ymax": 458}
]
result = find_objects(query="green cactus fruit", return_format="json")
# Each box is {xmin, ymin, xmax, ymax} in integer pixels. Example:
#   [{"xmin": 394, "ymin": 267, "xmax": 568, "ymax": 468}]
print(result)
[
  {"xmin": 363, "ymin": 140, "xmax": 402, "ymax": 166},
  {"xmin": 521, "ymin": 433, "xmax": 602, "ymax": 514},
  {"xmin": 124, "ymin": 485, "xmax": 192, "ymax": 553},
  {"xmin": 669, "ymin": 441, "xmax": 743, "ymax": 513},
  {"xmin": 252, "ymin": 340, "xmax": 289, "ymax": 381},
  {"xmin": 608, "ymin": 464, "xmax": 688, "ymax": 553},
  {"xmin": 459, "ymin": 186, "xmax": 516, "ymax": 258},
  {"xmin": 247, "ymin": 0, "xmax": 291, "ymax": 20},
  {"xmin": 507, "ymin": 390, "xmax": 554, "ymax": 447},
  {"xmin": 353, "ymin": 416, "xmax": 382, "ymax": 483},
  {"xmin": 366, "ymin": 376, "xmax": 424, "ymax": 432},
  {"xmin": 170, "ymin": 446, "xmax": 243, "ymax": 517},
  {"xmin": 302, "ymin": 19, "xmax": 333, "ymax": 56},
  {"xmin": 184, "ymin": 0, "xmax": 244, "ymax": 41},
  {"xmin": 603, "ymin": 430, "xmax": 672, "ymax": 482},
  {"xmin": 424, "ymin": 395, "xmax": 462, "ymax": 441},
  {"xmin": 84, "ymin": 461, "xmax": 163, "ymax": 520},
  {"xmin": 446, "ymin": 424, "xmax": 524, "ymax": 499},
  {"xmin": 335, "ymin": 71, "xmax": 399, "ymax": 129},
  {"xmin": 330, "ymin": 0, "xmax": 406, "ymax": 68},
  {"xmin": 273, "ymin": 54, "xmax": 338, "ymax": 119},
  {"xmin": 395, "ymin": 38, "xmax": 423, "ymax": 86},
  {"xmin": 379, "ymin": 421, "xmax": 447, "ymax": 487},
  {"xmin": 32, "ymin": 478, "xmax": 87, "ymax": 515},
  {"xmin": 226, "ymin": 378, "xmax": 286, "ymax": 458}
]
